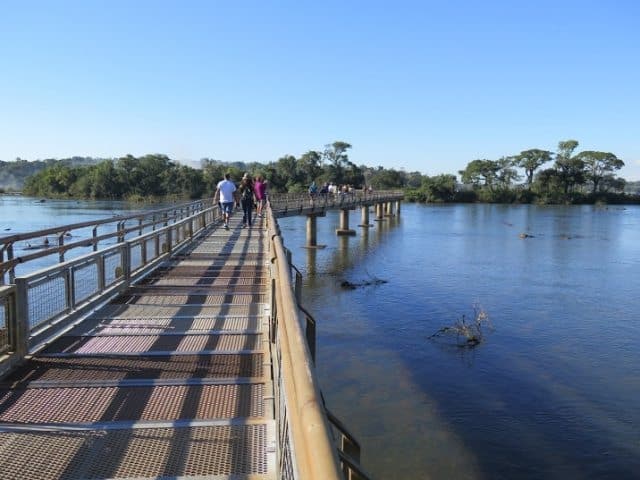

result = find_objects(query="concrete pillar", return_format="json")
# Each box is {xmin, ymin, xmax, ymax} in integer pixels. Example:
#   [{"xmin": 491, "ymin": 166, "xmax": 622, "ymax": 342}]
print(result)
[
  {"xmin": 306, "ymin": 215, "xmax": 317, "ymax": 247},
  {"xmin": 385, "ymin": 202, "xmax": 394, "ymax": 216},
  {"xmin": 375, "ymin": 203, "xmax": 385, "ymax": 222},
  {"xmin": 336, "ymin": 208, "xmax": 356, "ymax": 236},
  {"xmin": 395, "ymin": 200, "xmax": 401, "ymax": 216},
  {"xmin": 305, "ymin": 214, "xmax": 326, "ymax": 249},
  {"xmin": 359, "ymin": 205, "xmax": 372, "ymax": 227}
]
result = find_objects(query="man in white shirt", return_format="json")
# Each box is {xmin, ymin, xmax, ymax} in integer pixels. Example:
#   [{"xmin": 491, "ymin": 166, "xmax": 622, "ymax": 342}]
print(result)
[{"xmin": 214, "ymin": 173, "xmax": 239, "ymax": 230}]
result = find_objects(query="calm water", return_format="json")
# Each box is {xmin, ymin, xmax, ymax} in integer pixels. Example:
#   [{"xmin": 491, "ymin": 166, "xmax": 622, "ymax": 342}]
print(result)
[
  {"xmin": 2, "ymin": 197, "xmax": 639, "ymax": 479},
  {"xmin": 278, "ymin": 203, "xmax": 640, "ymax": 480},
  {"xmin": 0, "ymin": 195, "xmax": 175, "ymax": 276}
]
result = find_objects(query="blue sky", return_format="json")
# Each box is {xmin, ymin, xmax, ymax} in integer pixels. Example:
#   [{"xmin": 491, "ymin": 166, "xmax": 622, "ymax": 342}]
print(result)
[{"xmin": 1, "ymin": 1, "xmax": 639, "ymax": 179}]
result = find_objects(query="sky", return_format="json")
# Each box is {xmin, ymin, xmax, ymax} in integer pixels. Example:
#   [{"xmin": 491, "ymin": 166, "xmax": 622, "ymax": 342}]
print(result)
[{"xmin": 1, "ymin": 0, "xmax": 639, "ymax": 179}]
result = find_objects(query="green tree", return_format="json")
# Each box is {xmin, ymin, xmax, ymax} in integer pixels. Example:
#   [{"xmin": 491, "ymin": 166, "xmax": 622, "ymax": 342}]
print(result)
[
  {"xmin": 459, "ymin": 159, "xmax": 500, "ymax": 190},
  {"xmin": 575, "ymin": 151, "xmax": 625, "ymax": 194},
  {"xmin": 554, "ymin": 140, "xmax": 585, "ymax": 195},
  {"xmin": 496, "ymin": 157, "xmax": 521, "ymax": 189},
  {"xmin": 297, "ymin": 151, "xmax": 323, "ymax": 185},
  {"xmin": 369, "ymin": 167, "xmax": 405, "ymax": 189},
  {"xmin": 422, "ymin": 174, "xmax": 458, "ymax": 202},
  {"xmin": 514, "ymin": 149, "xmax": 553, "ymax": 186},
  {"xmin": 322, "ymin": 141, "xmax": 352, "ymax": 184}
]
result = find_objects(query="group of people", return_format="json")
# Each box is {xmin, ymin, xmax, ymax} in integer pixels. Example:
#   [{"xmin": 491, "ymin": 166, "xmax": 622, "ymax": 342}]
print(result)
[
  {"xmin": 214, "ymin": 173, "xmax": 267, "ymax": 230},
  {"xmin": 309, "ymin": 182, "xmax": 369, "ymax": 203}
]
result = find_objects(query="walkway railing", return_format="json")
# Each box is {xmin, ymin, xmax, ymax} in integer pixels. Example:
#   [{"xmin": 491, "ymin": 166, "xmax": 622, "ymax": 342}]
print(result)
[
  {"xmin": 270, "ymin": 190, "xmax": 404, "ymax": 218},
  {"xmin": 0, "ymin": 203, "xmax": 222, "ymax": 378},
  {"xmin": 0, "ymin": 199, "xmax": 214, "ymax": 284}
]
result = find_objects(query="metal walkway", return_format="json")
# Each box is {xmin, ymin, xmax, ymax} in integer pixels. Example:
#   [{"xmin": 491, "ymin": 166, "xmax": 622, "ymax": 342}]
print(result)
[{"xmin": 0, "ymin": 216, "xmax": 276, "ymax": 479}]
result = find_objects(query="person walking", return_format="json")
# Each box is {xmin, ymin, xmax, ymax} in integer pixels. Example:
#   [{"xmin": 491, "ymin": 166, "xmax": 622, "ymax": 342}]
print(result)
[
  {"xmin": 214, "ymin": 173, "xmax": 239, "ymax": 230},
  {"xmin": 254, "ymin": 175, "xmax": 267, "ymax": 217},
  {"xmin": 238, "ymin": 174, "xmax": 256, "ymax": 228}
]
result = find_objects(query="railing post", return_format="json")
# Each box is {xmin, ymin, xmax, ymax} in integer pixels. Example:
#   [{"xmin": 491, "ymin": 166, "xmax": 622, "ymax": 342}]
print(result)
[
  {"xmin": 7, "ymin": 244, "xmax": 15, "ymax": 284},
  {"xmin": 141, "ymin": 239, "xmax": 147, "ymax": 266},
  {"xmin": 14, "ymin": 278, "xmax": 30, "ymax": 357},
  {"xmin": 295, "ymin": 270, "xmax": 303, "ymax": 305},
  {"xmin": 66, "ymin": 267, "xmax": 75, "ymax": 309},
  {"xmin": 97, "ymin": 254, "xmax": 106, "ymax": 292},
  {"xmin": 58, "ymin": 233, "xmax": 65, "ymax": 263},
  {"xmin": 166, "ymin": 228, "xmax": 173, "ymax": 254},
  {"xmin": 123, "ymin": 243, "xmax": 132, "ymax": 281},
  {"xmin": 92, "ymin": 226, "xmax": 98, "ymax": 251}
]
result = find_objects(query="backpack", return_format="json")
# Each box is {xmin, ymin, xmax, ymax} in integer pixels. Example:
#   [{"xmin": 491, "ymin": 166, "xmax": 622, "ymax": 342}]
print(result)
[{"xmin": 242, "ymin": 185, "xmax": 253, "ymax": 201}]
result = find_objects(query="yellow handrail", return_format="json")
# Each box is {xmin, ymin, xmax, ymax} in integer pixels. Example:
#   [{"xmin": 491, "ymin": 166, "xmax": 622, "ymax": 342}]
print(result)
[{"xmin": 268, "ymin": 209, "xmax": 344, "ymax": 480}]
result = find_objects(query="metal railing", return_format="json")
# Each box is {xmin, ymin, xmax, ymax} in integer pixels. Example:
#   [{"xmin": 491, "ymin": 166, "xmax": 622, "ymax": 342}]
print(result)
[
  {"xmin": 270, "ymin": 190, "xmax": 404, "ymax": 218},
  {"xmin": 0, "ymin": 199, "xmax": 214, "ymax": 284},
  {"xmin": 268, "ymin": 207, "xmax": 373, "ymax": 480},
  {"xmin": 0, "ymin": 203, "xmax": 220, "ymax": 378}
]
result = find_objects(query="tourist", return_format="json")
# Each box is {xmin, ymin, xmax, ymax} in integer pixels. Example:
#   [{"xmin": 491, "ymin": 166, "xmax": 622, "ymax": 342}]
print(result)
[
  {"xmin": 308, "ymin": 181, "xmax": 318, "ymax": 205},
  {"xmin": 214, "ymin": 173, "xmax": 239, "ymax": 230},
  {"xmin": 238, "ymin": 174, "xmax": 256, "ymax": 228},
  {"xmin": 254, "ymin": 175, "xmax": 267, "ymax": 217}
]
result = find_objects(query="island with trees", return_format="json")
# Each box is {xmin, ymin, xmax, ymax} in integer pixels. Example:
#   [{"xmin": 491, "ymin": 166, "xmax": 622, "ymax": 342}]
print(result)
[{"xmin": 1, "ymin": 139, "xmax": 638, "ymax": 204}]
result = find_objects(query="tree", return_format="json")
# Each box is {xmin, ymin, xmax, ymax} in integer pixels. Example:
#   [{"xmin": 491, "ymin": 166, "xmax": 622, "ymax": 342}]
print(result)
[
  {"xmin": 514, "ymin": 149, "xmax": 553, "ymax": 185},
  {"xmin": 369, "ymin": 167, "xmax": 405, "ymax": 189},
  {"xmin": 575, "ymin": 151, "xmax": 625, "ymax": 194},
  {"xmin": 496, "ymin": 157, "xmax": 521, "ymax": 189},
  {"xmin": 422, "ymin": 174, "xmax": 457, "ymax": 202},
  {"xmin": 459, "ymin": 159, "xmax": 500, "ymax": 190},
  {"xmin": 554, "ymin": 140, "xmax": 585, "ymax": 195},
  {"xmin": 297, "ymin": 151, "xmax": 323, "ymax": 185},
  {"xmin": 322, "ymin": 141, "xmax": 352, "ymax": 184}
]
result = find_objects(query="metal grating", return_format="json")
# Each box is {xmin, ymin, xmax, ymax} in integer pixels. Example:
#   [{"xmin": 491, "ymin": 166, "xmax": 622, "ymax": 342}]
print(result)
[
  {"xmin": 103, "ymin": 251, "xmax": 123, "ymax": 286},
  {"xmin": 98, "ymin": 304, "xmax": 265, "ymax": 317},
  {"xmin": 0, "ymin": 296, "xmax": 7, "ymax": 352},
  {"xmin": 157, "ymin": 265, "xmax": 267, "ymax": 277},
  {"xmin": 145, "ymin": 237, "xmax": 157, "ymax": 261},
  {"xmin": 0, "ymin": 424, "xmax": 270, "ymax": 479},
  {"xmin": 2, "ymin": 354, "xmax": 263, "ymax": 383},
  {"xmin": 0, "ymin": 384, "xmax": 264, "ymax": 423},
  {"xmin": 27, "ymin": 275, "xmax": 67, "ymax": 329},
  {"xmin": 130, "ymin": 243, "xmax": 143, "ymax": 271},
  {"xmin": 142, "ymin": 277, "xmax": 268, "ymax": 286},
  {"xmin": 73, "ymin": 261, "xmax": 98, "ymax": 304},
  {"xmin": 129, "ymin": 284, "xmax": 266, "ymax": 293},
  {"xmin": 114, "ymin": 293, "xmax": 267, "ymax": 305},
  {"xmin": 41, "ymin": 333, "xmax": 262, "ymax": 354},
  {"xmin": 88, "ymin": 316, "xmax": 261, "ymax": 334}
]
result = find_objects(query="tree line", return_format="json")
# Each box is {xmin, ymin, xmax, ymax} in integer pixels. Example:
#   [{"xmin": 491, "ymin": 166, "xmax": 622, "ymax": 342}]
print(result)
[{"xmin": 13, "ymin": 139, "xmax": 640, "ymax": 204}]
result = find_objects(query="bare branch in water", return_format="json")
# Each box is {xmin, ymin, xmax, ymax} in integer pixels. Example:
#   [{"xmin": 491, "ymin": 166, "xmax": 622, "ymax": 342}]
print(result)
[{"xmin": 429, "ymin": 304, "xmax": 493, "ymax": 348}]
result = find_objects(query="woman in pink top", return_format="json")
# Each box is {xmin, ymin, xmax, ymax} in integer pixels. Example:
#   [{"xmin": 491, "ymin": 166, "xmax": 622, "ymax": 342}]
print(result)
[{"xmin": 254, "ymin": 176, "xmax": 267, "ymax": 217}]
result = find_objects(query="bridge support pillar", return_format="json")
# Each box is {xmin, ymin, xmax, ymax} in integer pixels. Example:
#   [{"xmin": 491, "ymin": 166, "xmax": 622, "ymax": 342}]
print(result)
[
  {"xmin": 359, "ymin": 205, "xmax": 372, "ymax": 227},
  {"xmin": 395, "ymin": 200, "xmax": 401, "ymax": 216},
  {"xmin": 305, "ymin": 214, "xmax": 326, "ymax": 248},
  {"xmin": 336, "ymin": 208, "xmax": 356, "ymax": 236},
  {"xmin": 385, "ymin": 202, "xmax": 395, "ymax": 217},
  {"xmin": 375, "ymin": 203, "xmax": 385, "ymax": 222}
]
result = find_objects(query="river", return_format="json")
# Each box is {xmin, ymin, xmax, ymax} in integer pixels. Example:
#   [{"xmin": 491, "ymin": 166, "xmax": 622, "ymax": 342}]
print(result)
[
  {"xmin": 2, "ymin": 196, "xmax": 639, "ymax": 479},
  {"xmin": 278, "ymin": 203, "xmax": 640, "ymax": 480}
]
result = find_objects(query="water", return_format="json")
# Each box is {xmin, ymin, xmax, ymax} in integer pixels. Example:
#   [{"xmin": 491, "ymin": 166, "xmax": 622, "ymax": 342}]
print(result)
[
  {"xmin": 278, "ymin": 203, "xmax": 640, "ymax": 480},
  {"xmin": 2, "ymin": 197, "xmax": 639, "ymax": 479},
  {"xmin": 0, "ymin": 195, "xmax": 176, "ymax": 277}
]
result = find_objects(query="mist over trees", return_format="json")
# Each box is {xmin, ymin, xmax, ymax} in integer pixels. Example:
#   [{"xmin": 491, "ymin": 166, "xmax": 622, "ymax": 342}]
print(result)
[{"xmin": 6, "ymin": 139, "xmax": 639, "ymax": 204}]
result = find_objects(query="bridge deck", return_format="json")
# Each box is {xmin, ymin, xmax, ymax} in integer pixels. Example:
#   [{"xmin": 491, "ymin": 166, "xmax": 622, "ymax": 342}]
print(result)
[{"xmin": 0, "ymin": 217, "xmax": 276, "ymax": 479}]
